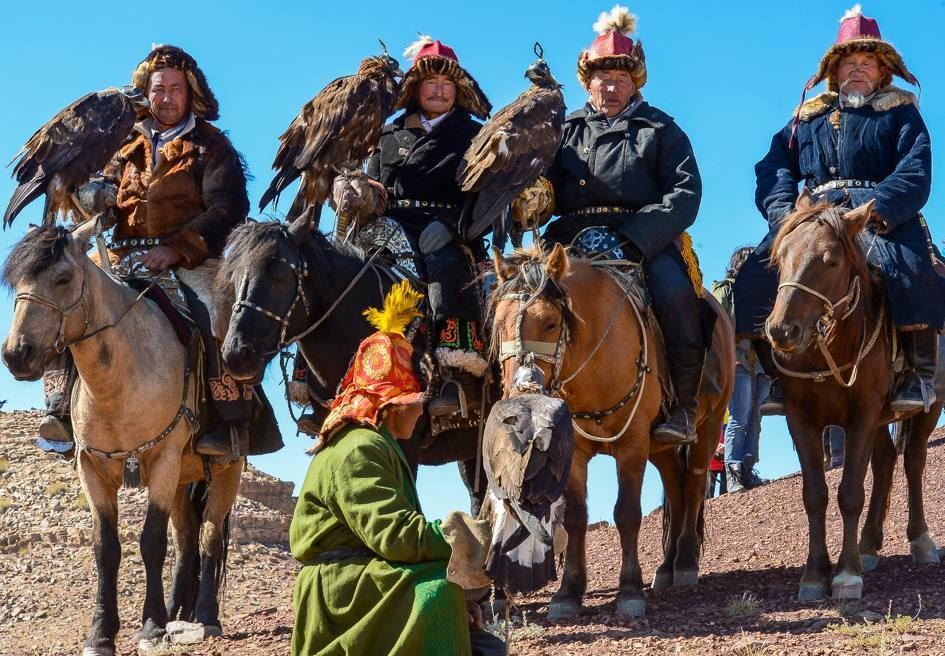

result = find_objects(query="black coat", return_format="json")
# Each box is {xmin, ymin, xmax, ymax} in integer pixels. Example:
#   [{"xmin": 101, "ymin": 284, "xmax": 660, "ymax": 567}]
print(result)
[{"xmin": 544, "ymin": 101, "xmax": 702, "ymax": 259}]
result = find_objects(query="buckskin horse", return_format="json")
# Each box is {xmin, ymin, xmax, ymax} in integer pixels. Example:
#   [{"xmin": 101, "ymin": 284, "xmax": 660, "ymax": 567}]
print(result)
[
  {"xmin": 212, "ymin": 211, "xmax": 492, "ymax": 512},
  {"xmin": 489, "ymin": 244, "xmax": 734, "ymax": 618},
  {"xmin": 766, "ymin": 194, "xmax": 943, "ymax": 601},
  {"xmin": 1, "ymin": 222, "xmax": 242, "ymax": 655}
]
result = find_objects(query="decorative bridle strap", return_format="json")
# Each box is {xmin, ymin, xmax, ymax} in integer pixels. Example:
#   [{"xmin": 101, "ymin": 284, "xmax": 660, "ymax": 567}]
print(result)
[
  {"xmin": 777, "ymin": 274, "xmax": 861, "ymax": 332},
  {"xmin": 233, "ymin": 256, "xmax": 310, "ymax": 337}
]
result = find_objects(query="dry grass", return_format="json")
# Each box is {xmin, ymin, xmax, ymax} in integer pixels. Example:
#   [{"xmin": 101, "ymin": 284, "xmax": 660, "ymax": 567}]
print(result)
[
  {"xmin": 44, "ymin": 481, "xmax": 69, "ymax": 496},
  {"xmin": 0, "ymin": 457, "xmax": 11, "ymax": 473},
  {"xmin": 830, "ymin": 599, "xmax": 923, "ymax": 654},
  {"xmin": 0, "ymin": 496, "xmax": 12, "ymax": 513},
  {"xmin": 726, "ymin": 592, "xmax": 762, "ymax": 618},
  {"xmin": 73, "ymin": 492, "xmax": 89, "ymax": 510}
]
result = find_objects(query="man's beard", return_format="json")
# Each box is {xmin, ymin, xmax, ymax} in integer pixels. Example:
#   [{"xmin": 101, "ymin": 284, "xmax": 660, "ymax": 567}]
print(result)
[{"xmin": 839, "ymin": 78, "xmax": 877, "ymax": 109}]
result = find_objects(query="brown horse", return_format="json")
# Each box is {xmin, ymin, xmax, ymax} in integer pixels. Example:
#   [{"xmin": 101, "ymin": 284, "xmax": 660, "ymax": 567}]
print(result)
[
  {"xmin": 490, "ymin": 244, "xmax": 733, "ymax": 618},
  {"xmin": 1, "ymin": 222, "xmax": 242, "ymax": 655},
  {"xmin": 767, "ymin": 195, "xmax": 943, "ymax": 601}
]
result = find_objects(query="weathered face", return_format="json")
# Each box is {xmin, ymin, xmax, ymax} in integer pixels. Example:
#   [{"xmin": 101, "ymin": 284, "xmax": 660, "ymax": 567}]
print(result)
[
  {"xmin": 418, "ymin": 74, "xmax": 456, "ymax": 118},
  {"xmin": 148, "ymin": 68, "xmax": 190, "ymax": 128},
  {"xmin": 588, "ymin": 69, "xmax": 636, "ymax": 117},
  {"xmin": 836, "ymin": 52, "xmax": 885, "ymax": 96}
]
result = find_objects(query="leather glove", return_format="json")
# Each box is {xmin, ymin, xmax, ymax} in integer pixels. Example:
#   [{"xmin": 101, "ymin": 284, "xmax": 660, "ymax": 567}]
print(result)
[
  {"xmin": 511, "ymin": 176, "xmax": 555, "ymax": 232},
  {"xmin": 418, "ymin": 220, "xmax": 453, "ymax": 254},
  {"xmin": 76, "ymin": 177, "xmax": 118, "ymax": 216}
]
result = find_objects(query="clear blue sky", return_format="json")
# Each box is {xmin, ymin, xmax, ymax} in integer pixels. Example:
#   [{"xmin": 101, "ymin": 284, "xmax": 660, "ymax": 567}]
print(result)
[{"xmin": 1, "ymin": 1, "xmax": 943, "ymax": 521}]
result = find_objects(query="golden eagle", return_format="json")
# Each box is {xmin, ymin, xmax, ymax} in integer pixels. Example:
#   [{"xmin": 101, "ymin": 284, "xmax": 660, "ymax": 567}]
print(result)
[
  {"xmin": 458, "ymin": 44, "xmax": 564, "ymax": 247},
  {"xmin": 258, "ymin": 49, "xmax": 402, "ymax": 224},
  {"xmin": 4, "ymin": 86, "xmax": 148, "ymax": 228}
]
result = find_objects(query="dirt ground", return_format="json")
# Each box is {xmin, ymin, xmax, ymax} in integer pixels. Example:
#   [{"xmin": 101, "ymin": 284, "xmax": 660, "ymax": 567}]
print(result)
[{"xmin": 2, "ymin": 410, "xmax": 945, "ymax": 655}]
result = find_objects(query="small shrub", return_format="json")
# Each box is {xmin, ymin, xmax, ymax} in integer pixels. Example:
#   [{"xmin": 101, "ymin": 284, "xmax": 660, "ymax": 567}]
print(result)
[
  {"xmin": 44, "ymin": 482, "xmax": 68, "ymax": 496},
  {"xmin": 73, "ymin": 492, "xmax": 89, "ymax": 510},
  {"xmin": 0, "ymin": 458, "xmax": 11, "ymax": 473},
  {"xmin": 726, "ymin": 592, "xmax": 762, "ymax": 618},
  {"xmin": 0, "ymin": 497, "xmax": 12, "ymax": 513}
]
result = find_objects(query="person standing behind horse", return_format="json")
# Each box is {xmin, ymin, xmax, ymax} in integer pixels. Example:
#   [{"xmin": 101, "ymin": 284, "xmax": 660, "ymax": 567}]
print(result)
[
  {"xmin": 713, "ymin": 246, "xmax": 770, "ymax": 493},
  {"xmin": 527, "ymin": 5, "xmax": 705, "ymax": 445},
  {"xmin": 37, "ymin": 45, "xmax": 281, "ymax": 460},
  {"xmin": 734, "ymin": 5, "xmax": 945, "ymax": 416}
]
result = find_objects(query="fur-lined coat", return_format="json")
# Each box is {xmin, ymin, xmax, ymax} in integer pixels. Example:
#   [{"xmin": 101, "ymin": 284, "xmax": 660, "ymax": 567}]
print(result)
[
  {"xmin": 103, "ymin": 119, "xmax": 248, "ymax": 268},
  {"xmin": 735, "ymin": 86, "xmax": 945, "ymax": 334}
]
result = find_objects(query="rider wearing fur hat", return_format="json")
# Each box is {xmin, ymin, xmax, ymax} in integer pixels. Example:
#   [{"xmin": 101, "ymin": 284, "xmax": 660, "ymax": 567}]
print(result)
[
  {"xmin": 539, "ymin": 6, "xmax": 706, "ymax": 445},
  {"xmin": 364, "ymin": 36, "xmax": 492, "ymax": 418},
  {"xmin": 736, "ymin": 4, "xmax": 944, "ymax": 415}
]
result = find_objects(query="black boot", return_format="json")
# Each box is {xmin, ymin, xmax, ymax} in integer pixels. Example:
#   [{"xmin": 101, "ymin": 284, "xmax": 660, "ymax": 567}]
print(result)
[
  {"xmin": 37, "ymin": 415, "xmax": 75, "ymax": 460},
  {"xmin": 752, "ymin": 340, "xmax": 784, "ymax": 416},
  {"xmin": 195, "ymin": 423, "xmax": 248, "ymax": 459},
  {"xmin": 741, "ymin": 456, "xmax": 769, "ymax": 488},
  {"xmin": 726, "ymin": 463, "xmax": 745, "ymax": 494},
  {"xmin": 891, "ymin": 329, "xmax": 939, "ymax": 413},
  {"xmin": 653, "ymin": 347, "xmax": 705, "ymax": 445}
]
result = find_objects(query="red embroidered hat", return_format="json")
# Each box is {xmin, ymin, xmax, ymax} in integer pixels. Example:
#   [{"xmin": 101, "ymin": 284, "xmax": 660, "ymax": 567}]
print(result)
[
  {"xmin": 318, "ymin": 282, "xmax": 426, "ymax": 446},
  {"xmin": 394, "ymin": 35, "xmax": 491, "ymax": 119},
  {"xmin": 807, "ymin": 4, "xmax": 917, "ymax": 92},
  {"xmin": 577, "ymin": 5, "xmax": 647, "ymax": 90}
]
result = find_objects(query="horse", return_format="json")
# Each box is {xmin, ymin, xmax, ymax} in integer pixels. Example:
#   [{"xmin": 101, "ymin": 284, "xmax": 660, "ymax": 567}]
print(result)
[
  {"xmin": 212, "ymin": 212, "xmax": 491, "ymax": 512},
  {"xmin": 1, "ymin": 221, "xmax": 242, "ymax": 655},
  {"xmin": 766, "ymin": 195, "xmax": 943, "ymax": 601},
  {"xmin": 489, "ymin": 244, "xmax": 734, "ymax": 618}
]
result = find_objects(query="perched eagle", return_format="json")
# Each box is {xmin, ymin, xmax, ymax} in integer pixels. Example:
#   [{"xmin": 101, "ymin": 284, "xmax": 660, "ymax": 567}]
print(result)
[
  {"xmin": 482, "ymin": 390, "xmax": 574, "ymax": 594},
  {"xmin": 458, "ymin": 45, "xmax": 564, "ymax": 248},
  {"xmin": 258, "ymin": 50, "xmax": 402, "ymax": 224},
  {"xmin": 4, "ymin": 86, "xmax": 148, "ymax": 228}
]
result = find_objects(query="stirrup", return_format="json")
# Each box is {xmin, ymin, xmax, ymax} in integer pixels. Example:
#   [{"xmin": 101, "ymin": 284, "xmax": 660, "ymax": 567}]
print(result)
[
  {"xmin": 428, "ymin": 378, "xmax": 468, "ymax": 418},
  {"xmin": 652, "ymin": 408, "xmax": 697, "ymax": 445}
]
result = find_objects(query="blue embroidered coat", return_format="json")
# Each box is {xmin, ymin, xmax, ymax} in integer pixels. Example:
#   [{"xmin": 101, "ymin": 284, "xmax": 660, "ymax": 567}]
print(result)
[{"xmin": 734, "ymin": 86, "xmax": 945, "ymax": 335}]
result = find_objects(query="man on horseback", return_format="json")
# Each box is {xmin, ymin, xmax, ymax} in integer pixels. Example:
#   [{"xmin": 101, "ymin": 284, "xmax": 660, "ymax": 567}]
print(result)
[
  {"xmin": 736, "ymin": 4, "xmax": 945, "ymax": 415},
  {"xmin": 530, "ymin": 5, "xmax": 705, "ymax": 445},
  {"xmin": 359, "ymin": 36, "xmax": 493, "ymax": 418},
  {"xmin": 38, "ymin": 45, "xmax": 280, "ymax": 459}
]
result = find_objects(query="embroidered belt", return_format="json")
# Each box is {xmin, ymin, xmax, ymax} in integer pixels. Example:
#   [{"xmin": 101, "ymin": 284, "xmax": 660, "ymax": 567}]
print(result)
[
  {"xmin": 564, "ymin": 206, "xmax": 632, "ymax": 216},
  {"xmin": 388, "ymin": 199, "xmax": 457, "ymax": 210},
  {"xmin": 810, "ymin": 179, "xmax": 878, "ymax": 194},
  {"xmin": 302, "ymin": 546, "xmax": 376, "ymax": 566},
  {"xmin": 108, "ymin": 237, "xmax": 162, "ymax": 249}
]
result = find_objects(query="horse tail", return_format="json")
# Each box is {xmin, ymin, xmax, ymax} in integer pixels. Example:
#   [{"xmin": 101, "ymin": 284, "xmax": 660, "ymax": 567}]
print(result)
[
  {"xmin": 186, "ymin": 481, "xmax": 231, "ymax": 610},
  {"xmin": 217, "ymin": 511, "xmax": 231, "ymax": 609},
  {"xmin": 892, "ymin": 419, "xmax": 909, "ymax": 456},
  {"xmin": 660, "ymin": 492, "xmax": 671, "ymax": 557}
]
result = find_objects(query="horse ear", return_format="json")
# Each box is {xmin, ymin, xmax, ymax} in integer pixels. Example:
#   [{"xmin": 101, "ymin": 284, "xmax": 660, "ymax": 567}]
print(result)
[
  {"xmin": 69, "ymin": 220, "xmax": 98, "ymax": 254},
  {"xmin": 795, "ymin": 188, "xmax": 814, "ymax": 210},
  {"xmin": 287, "ymin": 206, "xmax": 315, "ymax": 245},
  {"xmin": 844, "ymin": 199, "xmax": 876, "ymax": 236},
  {"xmin": 544, "ymin": 243, "xmax": 570, "ymax": 280},
  {"xmin": 493, "ymin": 247, "xmax": 516, "ymax": 283}
]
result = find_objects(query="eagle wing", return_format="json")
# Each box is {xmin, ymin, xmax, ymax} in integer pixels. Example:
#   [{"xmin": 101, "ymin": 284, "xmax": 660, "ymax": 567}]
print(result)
[
  {"xmin": 5, "ymin": 89, "xmax": 136, "ymax": 227},
  {"xmin": 458, "ymin": 86, "xmax": 565, "ymax": 242}
]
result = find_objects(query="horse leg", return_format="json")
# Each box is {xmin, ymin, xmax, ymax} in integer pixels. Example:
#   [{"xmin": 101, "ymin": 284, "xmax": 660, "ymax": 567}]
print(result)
[
  {"xmin": 902, "ymin": 411, "xmax": 942, "ymax": 563},
  {"xmin": 168, "ymin": 484, "xmax": 200, "ymax": 622},
  {"xmin": 788, "ymin": 418, "xmax": 832, "ymax": 602},
  {"xmin": 456, "ymin": 456, "xmax": 486, "ymax": 517},
  {"xmin": 832, "ymin": 418, "xmax": 878, "ymax": 600},
  {"xmin": 858, "ymin": 426, "xmax": 895, "ymax": 572},
  {"xmin": 79, "ymin": 458, "xmax": 121, "ymax": 656},
  {"xmin": 548, "ymin": 446, "xmax": 591, "ymax": 620},
  {"xmin": 195, "ymin": 460, "xmax": 243, "ymax": 630},
  {"xmin": 648, "ymin": 450, "xmax": 684, "ymax": 593},
  {"xmin": 613, "ymin": 449, "xmax": 647, "ymax": 617}
]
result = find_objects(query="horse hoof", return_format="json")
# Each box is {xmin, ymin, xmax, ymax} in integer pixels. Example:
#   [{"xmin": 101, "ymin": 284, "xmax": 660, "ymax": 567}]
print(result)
[
  {"xmin": 860, "ymin": 553, "xmax": 880, "ymax": 572},
  {"xmin": 615, "ymin": 596, "xmax": 646, "ymax": 618},
  {"xmin": 831, "ymin": 573, "xmax": 863, "ymax": 600},
  {"xmin": 651, "ymin": 570, "xmax": 673, "ymax": 593},
  {"xmin": 673, "ymin": 569, "xmax": 699, "ymax": 587},
  {"xmin": 82, "ymin": 648, "xmax": 115, "ymax": 656},
  {"xmin": 798, "ymin": 582, "xmax": 829, "ymax": 602},
  {"xmin": 548, "ymin": 598, "xmax": 582, "ymax": 620},
  {"xmin": 910, "ymin": 532, "xmax": 941, "ymax": 565}
]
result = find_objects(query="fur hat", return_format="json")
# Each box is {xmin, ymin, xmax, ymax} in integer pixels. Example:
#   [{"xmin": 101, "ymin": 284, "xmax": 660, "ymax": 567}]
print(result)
[
  {"xmin": 807, "ymin": 5, "xmax": 917, "ymax": 93},
  {"xmin": 577, "ymin": 5, "xmax": 647, "ymax": 90},
  {"xmin": 394, "ymin": 36, "xmax": 491, "ymax": 120},
  {"xmin": 132, "ymin": 45, "xmax": 220, "ymax": 121}
]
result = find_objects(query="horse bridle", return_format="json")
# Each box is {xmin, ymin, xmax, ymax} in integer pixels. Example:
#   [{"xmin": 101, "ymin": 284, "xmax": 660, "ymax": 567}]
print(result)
[
  {"xmin": 232, "ymin": 249, "xmax": 311, "ymax": 351},
  {"xmin": 775, "ymin": 274, "xmax": 861, "ymax": 339},
  {"xmin": 497, "ymin": 290, "xmax": 570, "ymax": 392}
]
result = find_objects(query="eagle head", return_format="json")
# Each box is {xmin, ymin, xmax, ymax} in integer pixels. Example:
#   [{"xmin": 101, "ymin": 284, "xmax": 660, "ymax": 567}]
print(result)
[
  {"xmin": 525, "ymin": 60, "xmax": 560, "ymax": 89},
  {"xmin": 119, "ymin": 85, "xmax": 151, "ymax": 111},
  {"xmin": 361, "ymin": 50, "xmax": 404, "ymax": 82}
]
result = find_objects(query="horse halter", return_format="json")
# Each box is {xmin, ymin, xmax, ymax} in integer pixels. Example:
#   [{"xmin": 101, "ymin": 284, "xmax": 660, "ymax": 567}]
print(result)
[
  {"xmin": 497, "ymin": 290, "xmax": 569, "ymax": 392},
  {"xmin": 776, "ymin": 273, "xmax": 861, "ymax": 338},
  {"xmin": 232, "ymin": 248, "xmax": 310, "ymax": 350},
  {"xmin": 14, "ymin": 275, "xmax": 91, "ymax": 354}
]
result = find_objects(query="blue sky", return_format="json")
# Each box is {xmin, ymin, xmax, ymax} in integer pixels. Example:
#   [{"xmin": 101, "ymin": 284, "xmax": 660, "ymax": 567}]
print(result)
[{"xmin": 1, "ymin": 0, "xmax": 943, "ymax": 522}]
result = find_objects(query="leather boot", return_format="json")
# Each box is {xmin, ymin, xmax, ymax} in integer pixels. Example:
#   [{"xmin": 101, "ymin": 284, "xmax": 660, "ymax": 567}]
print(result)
[
  {"xmin": 37, "ymin": 415, "xmax": 75, "ymax": 460},
  {"xmin": 741, "ymin": 456, "xmax": 769, "ymax": 488},
  {"xmin": 653, "ymin": 347, "xmax": 704, "ymax": 445},
  {"xmin": 753, "ymin": 340, "xmax": 785, "ymax": 416},
  {"xmin": 195, "ymin": 422, "xmax": 248, "ymax": 459},
  {"xmin": 428, "ymin": 371, "xmax": 483, "ymax": 418},
  {"xmin": 726, "ymin": 463, "xmax": 745, "ymax": 494},
  {"xmin": 890, "ymin": 329, "xmax": 939, "ymax": 413}
]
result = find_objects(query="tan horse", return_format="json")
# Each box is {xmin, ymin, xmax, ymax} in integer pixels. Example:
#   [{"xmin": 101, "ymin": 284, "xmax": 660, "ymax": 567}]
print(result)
[
  {"xmin": 1, "ymin": 221, "xmax": 242, "ymax": 656},
  {"xmin": 490, "ymin": 244, "xmax": 733, "ymax": 618}
]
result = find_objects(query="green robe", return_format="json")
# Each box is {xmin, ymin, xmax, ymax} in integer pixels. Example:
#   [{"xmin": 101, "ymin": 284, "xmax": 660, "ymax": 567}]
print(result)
[{"xmin": 290, "ymin": 425, "xmax": 472, "ymax": 656}]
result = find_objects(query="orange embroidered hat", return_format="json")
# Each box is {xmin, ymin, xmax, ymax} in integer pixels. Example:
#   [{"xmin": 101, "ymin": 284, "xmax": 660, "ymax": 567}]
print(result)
[{"xmin": 318, "ymin": 281, "xmax": 426, "ymax": 445}]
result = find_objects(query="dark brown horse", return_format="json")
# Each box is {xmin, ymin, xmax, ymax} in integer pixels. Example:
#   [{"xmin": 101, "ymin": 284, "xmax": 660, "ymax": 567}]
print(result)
[
  {"xmin": 490, "ymin": 244, "xmax": 733, "ymax": 618},
  {"xmin": 767, "ymin": 195, "xmax": 943, "ymax": 601}
]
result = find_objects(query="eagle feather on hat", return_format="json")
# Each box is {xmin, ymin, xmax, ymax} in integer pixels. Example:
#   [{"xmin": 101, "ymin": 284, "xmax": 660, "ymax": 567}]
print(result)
[
  {"xmin": 457, "ymin": 46, "xmax": 565, "ymax": 248},
  {"xmin": 259, "ymin": 48, "xmax": 403, "ymax": 225}
]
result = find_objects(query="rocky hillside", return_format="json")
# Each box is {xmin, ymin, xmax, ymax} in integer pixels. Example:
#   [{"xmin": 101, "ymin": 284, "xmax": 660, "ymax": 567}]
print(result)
[{"xmin": 2, "ymin": 409, "xmax": 945, "ymax": 655}]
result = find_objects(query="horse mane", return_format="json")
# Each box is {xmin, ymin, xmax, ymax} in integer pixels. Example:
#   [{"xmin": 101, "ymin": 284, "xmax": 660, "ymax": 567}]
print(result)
[
  {"xmin": 2, "ymin": 225, "xmax": 73, "ymax": 290},
  {"xmin": 771, "ymin": 203, "xmax": 871, "ymax": 284},
  {"xmin": 486, "ymin": 246, "xmax": 574, "ymax": 360}
]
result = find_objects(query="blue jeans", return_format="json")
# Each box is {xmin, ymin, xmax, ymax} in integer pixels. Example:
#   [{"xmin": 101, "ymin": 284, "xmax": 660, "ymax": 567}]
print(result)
[{"xmin": 724, "ymin": 364, "xmax": 771, "ymax": 465}]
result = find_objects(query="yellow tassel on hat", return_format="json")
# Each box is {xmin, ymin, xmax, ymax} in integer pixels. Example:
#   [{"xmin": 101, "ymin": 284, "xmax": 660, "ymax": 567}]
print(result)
[
  {"xmin": 679, "ymin": 231, "xmax": 703, "ymax": 295},
  {"xmin": 363, "ymin": 280, "xmax": 424, "ymax": 335}
]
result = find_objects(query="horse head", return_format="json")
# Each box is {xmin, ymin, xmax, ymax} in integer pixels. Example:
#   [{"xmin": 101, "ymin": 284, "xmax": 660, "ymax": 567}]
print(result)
[
  {"xmin": 2, "ymin": 220, "xmax": 98, "ymax": 380},
  {"xmin": 215, "ymin": 210, "xmax": 314, "ymax": 382},
  {"xmin": 489, "ymin": 243, "xmax": 573, "ymax": 398},
  {"xmin": 767, "ymin": 192, "xmax": 876, "ymax": 354}
]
